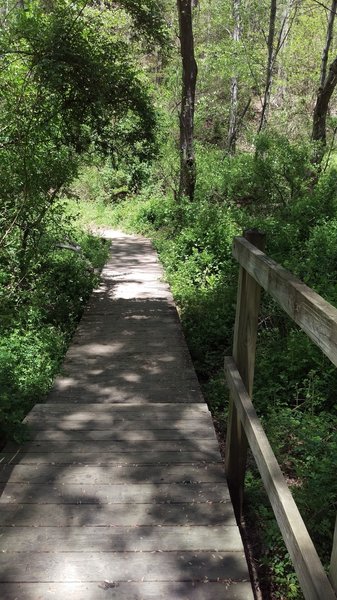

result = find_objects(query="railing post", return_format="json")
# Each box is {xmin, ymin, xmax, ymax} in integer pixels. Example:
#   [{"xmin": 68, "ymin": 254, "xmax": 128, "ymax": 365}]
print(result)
[
  {"xmin": 330, "ymin": 513, "xmax": 337, "ymax": 592},
  {"xmin": 225, "ymin": 228, "xmax": 266, "ymax": 520}
]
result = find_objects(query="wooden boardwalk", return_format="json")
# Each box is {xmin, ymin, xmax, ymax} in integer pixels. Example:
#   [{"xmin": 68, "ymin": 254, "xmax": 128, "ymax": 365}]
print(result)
[{"xmin": 0, "ymin": 231, "xmax": 254, "ymax": 599}]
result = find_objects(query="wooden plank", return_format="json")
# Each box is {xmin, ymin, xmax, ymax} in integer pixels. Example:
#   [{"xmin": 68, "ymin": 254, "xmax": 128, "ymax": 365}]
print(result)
[
  {"xmin": 24, "ymin": 404, "xmax": 208, "ymax": 423},
  {"xmin": 225, "ymin": 356, "xmax": 336, "ymax": 600},
  {"xmin": 233, "ymin": 236, "xmax": 337, "ymax": 369},
  {"xmin": 25, "ymin": 403, "xmax": 209, "ymax": 416},
  {"xmin": 46, "ymin": 390, "xmax": 204, "ymax": 404},
  {"xmin": 0, "ymin": 501, "xmax": 236, "ymax": 527},
  {"xmin": 225, "ymin": 230, "xmax": 265, "ymax": 518},
  {"xmin": 0, "ymin": 450, "xmax": 221, "ymax": 465},
  {"xmin": 24, "ymin": 414, "xmax": 209, "ymax": 427},
  {"xmin": 0, "ymin": 581, "xmax": 254, "ymax": 600},
  {"xmin": 58, "ymin": 363, "xmax": 198, "ymax": 376},
  {"xmin": 4, "ymin": 439, "xmax": 219, "ymax": 454},
  {"xmin": 61, "ymin": 364, "xmax": 196, "ymax": 377},
  {"xmin": 0, "ymin": 551, "xmax": 250, "ymax": 582},
  {"xmin": 330, "ymin": 513, "xmax": 337, "ymax": 592},
  {"xmin": 0, "ymin": 525, "xmax": 242, "ymax": 552},
  {"xmin": 0, "ymin": 463, "xmax": 226, "ymax": 484},
  {"xmin": 0, "ymin": 482, "xmax": 229, "ymax": 504},
  {"xmin": 27, "ymin": 426, "xmax": 217, "ymax": 441}
]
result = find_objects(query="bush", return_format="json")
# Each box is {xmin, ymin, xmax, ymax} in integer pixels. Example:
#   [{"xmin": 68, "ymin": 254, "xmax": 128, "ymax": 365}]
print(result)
[{"xmin": 0, "ymin": 229, "xmax": 109, "ymax": 443}]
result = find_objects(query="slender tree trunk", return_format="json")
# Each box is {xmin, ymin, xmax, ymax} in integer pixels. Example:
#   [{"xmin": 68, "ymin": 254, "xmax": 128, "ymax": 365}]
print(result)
[
  {"xmin": 177, "ymin": 0, "xmax": 198, "ymax": 201},
  {"xmin": 258, "ymin": 0, "xmax": 277, "ymax": 133},
  {"xmin": 258, "ymin": 0, "xmax": 298, "ymax": 133},
  {"xmin": 312, "ymin": 0, "xmax": 337, "ymax": 155},
  {"xmin": 320, "ymin": 0, "xmax": 337, "ymax": 88},
  {"xmin": 312, "ymin": 55, "xmax": 337, "ymax": 145},
  {"xmin": 276, "ymin": 1, "xmax": 292, "ymax": 104},
  {"xmin": 228, "ymin": 0, "xmax": 241, "ymax": 154}
]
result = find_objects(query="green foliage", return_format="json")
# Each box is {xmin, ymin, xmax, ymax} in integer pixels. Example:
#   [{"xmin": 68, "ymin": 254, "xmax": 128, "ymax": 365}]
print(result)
[
  {"xmin": 0, "ymin": 0, "xmax": 163, "ymax": 303},
  {"xmin": 245, "ymin": 406, "xmax": 337, "ymax": 599},
  {"xmin": 213, "ymin": 132, "xmax": 312, "ymax": 210},
  {"xmin": 0, "ymin": 227, "xmax": 109, "ymax": 442},
  {"xmin": 303, "ymin": 218, "xmax": 337, "ymax": 301},
  {"xmin": 0, "ymin": 325, "xmax": 65, "ymax": 441}
]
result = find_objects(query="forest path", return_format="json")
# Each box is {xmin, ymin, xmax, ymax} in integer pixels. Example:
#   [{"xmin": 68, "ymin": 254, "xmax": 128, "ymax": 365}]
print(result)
[{"xmin": 0, "ymin": 230, "xmax": 253, "ymax": 599}]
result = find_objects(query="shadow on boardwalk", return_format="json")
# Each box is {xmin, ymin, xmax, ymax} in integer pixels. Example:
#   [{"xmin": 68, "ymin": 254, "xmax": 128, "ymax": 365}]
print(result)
[{"xmin": 0, "ymin": 232, "xmax": 253, "ymax": 600}]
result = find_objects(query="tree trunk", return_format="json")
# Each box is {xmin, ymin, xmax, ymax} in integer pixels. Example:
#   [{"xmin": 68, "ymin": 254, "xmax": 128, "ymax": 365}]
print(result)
[
  {"xmin": 177, "ymin": 0, "xmax": 198, "ymax": 201},
  {"xmin": 312, "ymin": 56, "xmax": 337, "ymax": 146},
  {"xmin": 320, "ymin": 0, "xmax": 337, "ymax": 89},
  {"xmin": 228, "ymin": 0, "xmax": 241, "ymax": 154},
  {"xmin": 312, "ymin": 0, "xmax": 337, "ymax": 154},
  {"xmin": 275, "ymin": 1, "xmax": 292, "ymax": 104},
  {"xmin": 258, "ymin": 0, "xmax": 277, "ymax": 133},
  {"xmin": 258, "ymin": 0, "xmax": 299, "ymax": 133}
]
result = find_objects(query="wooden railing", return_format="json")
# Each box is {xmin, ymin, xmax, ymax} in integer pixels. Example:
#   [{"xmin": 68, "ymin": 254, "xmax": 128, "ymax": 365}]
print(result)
[{"xmin": 225, "ymin": 230, "xmax": 337, "ymax": 600}]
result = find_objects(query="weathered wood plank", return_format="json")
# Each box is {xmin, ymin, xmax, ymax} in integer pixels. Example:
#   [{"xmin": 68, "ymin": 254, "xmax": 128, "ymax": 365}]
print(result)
[
  {"xmin": 330, "ymin": 513, "xmax": 337, "ymax": 592},
  {"xmin": 0, "ymin": 463, "xmax": 226, "ymax": 484},
  {"xmin": 25, "ymin": 414, "xmax": 209, "ymax": 427},
  {"xmin": 233, "ymin": 236, "xmax": 337, "ymax": 369},
  {"xmin": 0, "ymin": 551, "xmax": 249, "ymax": 582},
  {"xmin": 0, "ymin": 450, "xmax": 221, "ymax": 465},
  {"xmin": 0, "ymin": 581, "xmax": 254, "ymax": 600},
  {"xmin": 26, "ymin": 403, "xmax": 209, "ymax": 416},
  {"xmin": 226, "ymin": 230, "xmax": 264, "ymax": 518},
  {"xmin": 225, "ymin": 356, "xmax": 336, "ymax": 600},
  {"xmin": 26, "ymin": 419, "xmax": 212, "ymax": 431},
  {"xmin": 47, "ymin": 390, "xmax": 203, "ymax": 406},
  {"xmin": 0, "ymin": 482, "xmax": 229, "ymax": 504},
  {"xmin": 4, "ymin": 439, "xmax": 219, "ymax": 454},
  {"xmin": 27, "ymin": 426, "xmax": 217, "ymax": 441},
  {"xmin": 0, "ymin": 525, "xmax": 241, "ymax": 552},
  {"xmin": 46, "ymin": 390, "xmax": 204, "ymax": 404},
  {"xmin": 56, "ymin": 365, "xmax": 199, "ymax": 379},
  {"xmin": 0, "ymin": 501, "xmax": 236, "ymax": 527}
]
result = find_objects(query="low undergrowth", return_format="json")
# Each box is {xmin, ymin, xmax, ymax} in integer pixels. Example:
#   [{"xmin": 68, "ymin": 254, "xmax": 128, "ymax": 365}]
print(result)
[{"xmin": 0, "ymin": 225, "xmax": 110, "ymax": 444}]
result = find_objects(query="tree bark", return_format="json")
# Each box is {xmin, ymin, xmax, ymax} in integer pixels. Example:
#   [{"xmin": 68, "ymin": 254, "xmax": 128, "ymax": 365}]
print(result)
[
  {"xmin": 228, "ymin": 0, "xmax": 240, "ymax": 154},
  {"xmin": 258, "ymin": 0, "xmax": 277, "ymax": 133},
  {"xmin": 312, "ymin": 55, "xmax": 337, "ymax": 146},
  {"xmin": 177, "ymin": 0, "xmax": 198, "ymax": 201},
  {"xmin": 275, "ymin": 1, "xmax": 292, "ymax": 103},
  {"xmin": 320, "ymin": 0, "xmax": 337, "ymax": 89},
  {"xmin": 312, "ymin": 0, "xmax": 337, "ymax": 153},
  {"xmin": 258, "ymin": 0, "xmax": 298, "ymax": 133}
]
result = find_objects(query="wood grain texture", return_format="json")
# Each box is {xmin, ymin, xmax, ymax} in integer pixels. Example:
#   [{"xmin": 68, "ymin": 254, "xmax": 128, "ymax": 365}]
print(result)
[
  {"xmin": 4, "ymin": 438, "xmax": 219, "ymax": 454},
  {"xmin": 0, "ymin": 482, "xmax": 230, "ymax": 504},
  {"xmin": 0, "ymin": 581, "xmax": 254, "ymax": 600},
  {"xmin": 0, "ymin": 502, "xmax": 236, "ymax": 527},
  {"xmin": 0, "ymin": 551, "xmax": 249, "ymax": 582},
  {"xmin": 0, "ymin": 525, "xmax": 242, "ymax": 552},
  {"xmin": 225, "ymin": 230, "xmax": 265, "ymax": 518},
  {"xmin": 26, "ymin": 426, "xmax": 217, "ymax": 441},
  {"xmin": 0, "ymin": 463, "xmax": 225, "ymax": 484},
  {"xmin": 0, "ymin": 450, "xmax": 222, "ymax": 465},
  {"xmin": 330, "ymin": 514, "xmax": 337, "ymax": 592}
]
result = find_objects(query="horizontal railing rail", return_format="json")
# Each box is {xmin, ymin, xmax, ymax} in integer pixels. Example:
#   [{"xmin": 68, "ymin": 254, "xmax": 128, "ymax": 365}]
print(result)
[{"xmin": 225, "ymin": 230, "xmax": 337, "ymax": 600}]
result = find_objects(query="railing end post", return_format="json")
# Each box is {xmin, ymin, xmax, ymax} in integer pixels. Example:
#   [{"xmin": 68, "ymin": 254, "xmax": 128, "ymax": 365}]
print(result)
[{"xmin": 243, "ymin": 228, "xmax": 266, "ymax": 251}]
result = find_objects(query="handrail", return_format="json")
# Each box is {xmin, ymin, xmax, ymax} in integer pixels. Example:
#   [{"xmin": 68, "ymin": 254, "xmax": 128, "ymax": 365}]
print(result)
[
  {"xmin": 233, "ymin": 236, "xmax": 337, "ymax": 368},
  {"xmin": 225, "ymin": 230, "xmax": 337, "ymax": 600}
]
